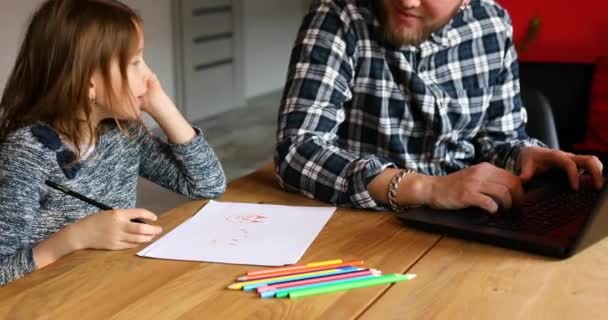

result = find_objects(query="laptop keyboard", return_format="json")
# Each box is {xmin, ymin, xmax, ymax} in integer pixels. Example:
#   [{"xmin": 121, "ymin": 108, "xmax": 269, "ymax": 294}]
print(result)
[{"xmin": 479, "ymin": 188, "xmax": 600, "ymax": 234}]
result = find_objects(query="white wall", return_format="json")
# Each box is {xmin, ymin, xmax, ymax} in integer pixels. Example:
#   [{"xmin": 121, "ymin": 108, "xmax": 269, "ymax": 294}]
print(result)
[
  {"xmin": 242, "ymin": 0, "xmax": 304, "ymax": 98},
  {"xmin": 1, "ymin": 0, "xmax": 305, "ymax": 111},
  {"xmin": 0, "ymin": 0, "xmax": 176, "ymax": 100},
  {"xmin": 123, "ymin": 0, "xmax": 176, "ymax": 100},
  {"xmin": 0, "ymin": 0, "xmax": 42, "ymax": 94}
]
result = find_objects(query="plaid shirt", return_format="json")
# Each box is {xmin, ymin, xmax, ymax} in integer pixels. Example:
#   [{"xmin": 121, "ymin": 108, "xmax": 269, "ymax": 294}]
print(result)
[{"xmin": 275, "ymin": 0, "xmax": 544, "ymax": 210}]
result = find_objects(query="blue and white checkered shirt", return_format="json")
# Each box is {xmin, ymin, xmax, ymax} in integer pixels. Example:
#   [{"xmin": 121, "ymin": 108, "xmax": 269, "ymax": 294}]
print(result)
[{"xmin": 275, "ymin": 0, "xmax": 544, "ymax": 210}]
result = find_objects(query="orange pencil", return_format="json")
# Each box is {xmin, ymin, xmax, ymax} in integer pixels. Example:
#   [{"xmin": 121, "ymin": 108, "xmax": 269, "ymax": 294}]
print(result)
[
  {"xmin": 238, "ymin": 260, "xmax": 365, "ymax": 281},
  {"xmin": 245, "ymin": 259, "xmax": 343, "ymax": 277},
  {"xmin": 228, "ymin": 268, "xmax": 359, "ymax": 290}
]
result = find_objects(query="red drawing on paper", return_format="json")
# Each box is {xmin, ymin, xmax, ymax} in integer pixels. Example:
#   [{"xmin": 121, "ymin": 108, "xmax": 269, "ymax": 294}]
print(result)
[
  {"xmin": 209, "ymin": 214, "xmax": 267, "ymax": 247},
  {"xmin": 225, "ymin": 214, "xmax": 268, "ymax": 224}
]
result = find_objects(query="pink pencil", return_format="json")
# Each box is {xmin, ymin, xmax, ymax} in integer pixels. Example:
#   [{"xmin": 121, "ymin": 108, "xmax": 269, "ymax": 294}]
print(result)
[{"xmin": 256, "ymin": 269, "xmax": 379, "ymax": 293}]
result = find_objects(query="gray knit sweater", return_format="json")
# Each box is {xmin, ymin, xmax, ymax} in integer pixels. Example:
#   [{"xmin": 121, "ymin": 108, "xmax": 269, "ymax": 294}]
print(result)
[{"xmin": 0, "ymin": 122, "xmax": 226, "ymax": 286}]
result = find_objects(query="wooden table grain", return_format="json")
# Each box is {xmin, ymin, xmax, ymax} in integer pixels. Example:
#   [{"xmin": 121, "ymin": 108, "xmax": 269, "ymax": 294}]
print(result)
[
  {"xmin": 360, "ymin": 236, "xmax": 608, "ymax": 320},
  {"xmin": 0, "ymin": 165, "xmax": 439, "ymax": 319}
]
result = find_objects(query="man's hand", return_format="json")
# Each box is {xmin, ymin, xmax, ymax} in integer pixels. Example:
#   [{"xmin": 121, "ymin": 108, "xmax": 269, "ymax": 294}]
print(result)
[
  {"xmin": 424, "ymin": 162, "xmax": 523, "ymax": 214},
  {"xmin": 518, "ymin": 147, "xmax": 604, "ymax": 190}
]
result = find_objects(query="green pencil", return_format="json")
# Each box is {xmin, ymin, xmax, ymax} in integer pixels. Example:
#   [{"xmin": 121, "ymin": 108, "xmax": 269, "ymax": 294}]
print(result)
[{"xmin": 288, "ymin": 273, "xmax": 416, "ymax": 299}]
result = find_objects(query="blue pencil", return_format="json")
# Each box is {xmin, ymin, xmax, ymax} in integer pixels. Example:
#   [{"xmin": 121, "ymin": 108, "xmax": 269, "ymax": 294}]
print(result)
[
  {"xmin": 261, "ymin": 272, "xmax": 381, "ymax": 298},
  {"xmin": 241, "ymin": 266, "xmax": 361, "ymax": 291}
]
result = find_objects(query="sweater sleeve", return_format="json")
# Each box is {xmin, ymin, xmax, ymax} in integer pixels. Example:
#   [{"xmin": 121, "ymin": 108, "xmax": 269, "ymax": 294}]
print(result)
[
  {"xmin": 134, "ymin": 124, "xmax": 226, "ymax": 200},
  {"xmin": 0, "ymin": 133, "xmax": 48, "ymax": 286}
]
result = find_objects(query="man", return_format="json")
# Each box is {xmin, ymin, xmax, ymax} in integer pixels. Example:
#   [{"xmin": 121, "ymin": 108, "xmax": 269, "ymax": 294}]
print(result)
[{"xmin": 275, "ymin": 0, "xmax": 603, "ymax": 213}]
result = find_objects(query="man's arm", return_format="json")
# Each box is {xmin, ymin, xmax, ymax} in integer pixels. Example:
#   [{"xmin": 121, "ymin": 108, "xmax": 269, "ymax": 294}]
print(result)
[
  {"xmin": 473, "ymin": 15, "xmax": 545, "ymax": 173},
  {"xmin": 276, "ymin": 2, "xmax": 399, "ymax": 209}
]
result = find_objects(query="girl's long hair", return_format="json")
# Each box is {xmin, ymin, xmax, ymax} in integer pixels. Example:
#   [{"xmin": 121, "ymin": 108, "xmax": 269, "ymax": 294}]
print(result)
[{"xmin": 0, "ymin": 0, "xmax": 142, "ymax": 156}]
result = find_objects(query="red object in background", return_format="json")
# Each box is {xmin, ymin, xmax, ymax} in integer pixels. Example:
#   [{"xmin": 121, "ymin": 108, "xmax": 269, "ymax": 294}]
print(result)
[
  {"xmin": 498, "ymin": 0, "xmax": 608, "ymax": 63},
  {"xmin": 576, "ymin": 57, "xmax": 608, "ymax": 153}
]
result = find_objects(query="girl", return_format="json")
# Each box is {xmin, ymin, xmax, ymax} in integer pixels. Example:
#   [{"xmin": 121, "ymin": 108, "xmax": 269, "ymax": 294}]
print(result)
[{"xmin": 0, "ymin": 0, "xmax": 226, "ymax": 286}]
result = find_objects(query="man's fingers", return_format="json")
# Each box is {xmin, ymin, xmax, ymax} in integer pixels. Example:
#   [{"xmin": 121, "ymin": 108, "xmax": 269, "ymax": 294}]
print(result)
[
  {"xmin": 480, "ymin": 182, "xmax": 513, "ymax": 210},
  {"xmin": 468, "ymin": 192, "xmax": 499, "ymax": 214},
  {"xmin": 519, "ymin": 160, "xmax": 536, "ymax": 183},
  {"xmin": 552, "ymin": 154, "xmax": 580, "ymax": 190},
  {"xmin": 484, "ymin": 167, "xmax": 524, "ymax": 205},
  {"xmin": 572, "ymin": 155, "xmax": 604, "ymax": 189}
]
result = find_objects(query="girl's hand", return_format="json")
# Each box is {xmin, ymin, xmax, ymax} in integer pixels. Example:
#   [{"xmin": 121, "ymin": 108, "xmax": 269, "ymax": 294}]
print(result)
[
  {"xmin": 72, "ymin": 208, "xmax": 163, "ymax": 250},
  {"xmin": 139, "ymin": 73, "xmax": 177, "ymax": 119},
  {"xmin": 139, "ymin": 72, "xmax": 196, "ymax": 144}
]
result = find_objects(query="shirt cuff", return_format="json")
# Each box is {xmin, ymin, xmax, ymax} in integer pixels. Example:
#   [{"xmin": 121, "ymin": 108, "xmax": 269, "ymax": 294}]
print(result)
[
  {"xmin": 348, "ymin": 156, "xmax": 396, "ymax": 210},
  {"xmin": 503, "ymin": 138, "xmax": 546, "ymax": 173}
]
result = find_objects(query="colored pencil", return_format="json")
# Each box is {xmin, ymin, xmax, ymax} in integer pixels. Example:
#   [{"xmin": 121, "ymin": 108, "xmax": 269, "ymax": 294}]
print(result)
[
  {"xmin": 241, "ymin": 267, "xmax": 363, "ymax": 291},
  {"xmin": 263, "ymin": 271, "xmax": 382, "ymax": 299},
  {"xmin": 288, "ymin": 273, "xmax": 416, "ymax": 299},
  {"xmin": 228, "ymin": 266, "xmax": 360, "ymax": 290},
  {"xmin": 263, "ymin": 274, "xmax": 378, "ymax": 299},
  {"xmin": 237, "ymin": 260, "xmax": 365, "ymax": 281},
  {"xmin": 257, "ymin": 269, "xmax": 378, "ymax": 293},
  {"xmin": 245, "ymin": 259, "xmax": 343, "ymax": 276}
]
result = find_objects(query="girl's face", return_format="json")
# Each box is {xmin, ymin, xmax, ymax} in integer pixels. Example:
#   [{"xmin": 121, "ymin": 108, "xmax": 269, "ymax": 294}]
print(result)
[{"xmin": 90, "ymin": 26, "xmax": 151, "ymax": 121}]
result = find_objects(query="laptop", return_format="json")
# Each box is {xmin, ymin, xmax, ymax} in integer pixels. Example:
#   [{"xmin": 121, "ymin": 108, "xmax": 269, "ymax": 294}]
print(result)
[{"xmin": 395, "ymin": 171, "xmax": 608, "ymax": 258}]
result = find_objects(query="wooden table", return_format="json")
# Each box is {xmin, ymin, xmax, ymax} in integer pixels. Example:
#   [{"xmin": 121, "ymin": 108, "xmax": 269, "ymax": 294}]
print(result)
[
  {"xmin": 361, "ymin": 237, "xmax": 608, "ymax": 320},
  {"xmin": 1, "ymin": 164, "xmax": 607, "ymax": 319}
]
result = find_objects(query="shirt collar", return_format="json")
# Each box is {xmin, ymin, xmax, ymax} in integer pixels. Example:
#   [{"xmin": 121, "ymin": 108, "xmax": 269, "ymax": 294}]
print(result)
[
  {"xmin": 31, "ymin": 122, "xmax": 82, "ymax": 179},
  {"xmin": 430, "ymin": 23, "xmax": 454, "ymax": 47},
  {"xmin": 425, "ymin": 5, "xmax": 471, "ymax": 49}
]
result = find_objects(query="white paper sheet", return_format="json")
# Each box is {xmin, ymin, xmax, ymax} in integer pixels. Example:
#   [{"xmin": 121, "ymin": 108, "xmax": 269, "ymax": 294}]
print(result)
[{"xmin": 137, "ymin": 201, "xmax": 336, "ymax": 266}]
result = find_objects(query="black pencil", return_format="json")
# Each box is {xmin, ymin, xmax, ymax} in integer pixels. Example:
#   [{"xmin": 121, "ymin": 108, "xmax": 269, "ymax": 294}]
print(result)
[{"xmin": 45, "ymin": 180, "xmax": 145, "ymax": 224}]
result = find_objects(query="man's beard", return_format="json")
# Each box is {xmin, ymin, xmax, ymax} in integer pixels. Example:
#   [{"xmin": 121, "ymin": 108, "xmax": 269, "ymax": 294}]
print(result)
[
  {"xmin": 380, "ymin": 3, "xmax": 460, "ymax": 47},
  {"xmin": 383, "ymin": 20, "xmax": 435, "ymax": 47}
]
